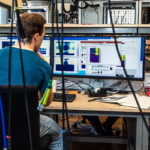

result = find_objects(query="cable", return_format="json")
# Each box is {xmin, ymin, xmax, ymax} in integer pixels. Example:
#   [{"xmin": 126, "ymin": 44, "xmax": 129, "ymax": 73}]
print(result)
[
  {"xmin": 82, "ymin": 81, "xmax": 94, "ymax": 89},
  {"xmin": 50, "ymin": 0, "xmax": 55, "ymax": 74},
  {"xmin": 107, "ymin": 86, "xmax": 120, "ymax": 94},
  {"xmin": 55, "ymin": 0, "xmax": 73, "ymax": 150},
  {"xmin": 59, "ymin": 1, "xmax": 67, "ymax": 149},
  {"xmin": 134, "ymin": 82, "xmax": 144, "ymax": 92},
  {"xmin": 116, "ymin": 81, "xmax": 129, "ymax": 92},
  {"xmin": 104, "ymin": 80, "xmax": 121, "ymax": 89},
  {"xmin": 119, "ymin": 81, "xmax": 144, "ymax": 93},
  {"xmin": 7, "ymin": 0, "xmax": 15, "ymax": 149},
  {"xmin": 67, "ymin": 80, "xmax": 94, "ymax": 90},
  {"xmin": 78, "ymin": 0, "xmax": 100, "ymax": 9},
  {"xmin": 63, "ymin": 0, "xmax": 100, "ymax": 23},
  {"xmin": 14, "ymin": 0, "xmax": 33, "ymax": 149},
  {"xmin": 62, "ymin": 1, "xmax": 73, "ymax": 149},
  {"xmin": 0, "ymin": 93, "xmax": 7, "ymax": 150},
  {"xmin": 66, "ymin": 83, "xmax": 78, "ymax": 89},
  {"xmin": 108, "ymin": 0, "xmax": 150, "ymax": 135},
  {"xmin": 56, "ymin": 79, "xmax": 84, "ymax": 90}
]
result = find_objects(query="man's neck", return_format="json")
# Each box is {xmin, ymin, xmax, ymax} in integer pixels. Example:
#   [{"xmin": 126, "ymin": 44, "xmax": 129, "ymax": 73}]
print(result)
[{"xmin": 13, "ymin": 41, "xmax": 34, "ymax": 52}]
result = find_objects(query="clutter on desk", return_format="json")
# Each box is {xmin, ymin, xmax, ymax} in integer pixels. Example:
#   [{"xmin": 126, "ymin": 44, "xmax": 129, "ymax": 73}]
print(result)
[
  {"xmin": 87, "ymin": 88, "xmax": 107, "ymax": 97},
  {"xmin": 144, "ymin": 87, "xmax": 150, "ymax": 96},
  {"xmin": 89, "ymin": 94, "xmax": 150, "ymax": 109},
  {"xmin": 88, "ymin": 96, "xmax": 126, "ymax": 102}
]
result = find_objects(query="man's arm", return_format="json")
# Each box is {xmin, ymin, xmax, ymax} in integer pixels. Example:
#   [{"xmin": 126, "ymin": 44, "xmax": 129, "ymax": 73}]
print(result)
[
  {"xmin": 45, "ymin": 88, "xmax": 54, "ymax": 106},
  {"xmin": 36, "ymin": 51, "xmax": 53, "ymax": 106},
  {"xmin": 39, "ymin": 88, "xmax": 54, "ymax": 106}
]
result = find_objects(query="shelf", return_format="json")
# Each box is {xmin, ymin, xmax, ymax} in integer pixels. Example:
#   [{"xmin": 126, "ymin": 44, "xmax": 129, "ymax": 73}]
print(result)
[
  {"xmin": 0, "ymin": 24, "xmax": 150, "ymax": 34},
  {"xmin": 45, "ymin": 24, "xmax": 138, "ymax": 34}
]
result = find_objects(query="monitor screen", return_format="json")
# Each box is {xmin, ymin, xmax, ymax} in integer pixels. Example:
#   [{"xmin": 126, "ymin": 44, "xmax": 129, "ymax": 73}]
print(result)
[
  {"xmin": 53, "ymin": 36, "xmax": 145, "ymax": 80},
  {"xmin": 0, "ymin": 37, "xmax": 17, "ymax": 48},
  {"xmin": 0, "ymin": 36, "xmax": 51, "ymax": 63}
]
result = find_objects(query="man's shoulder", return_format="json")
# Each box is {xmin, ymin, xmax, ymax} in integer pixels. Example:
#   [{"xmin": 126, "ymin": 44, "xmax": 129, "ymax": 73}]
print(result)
[
  {"xmin": 42, "ymin": 60, "xmax": 52, "ymax": 72},
  {"xmin": 0, "ymin": 46, "xmax": 9, "ymax": 51},
  {"xmin": 0, "ymin": 47, "xmax": 9, "ymax": 54},
  {"xmin": 0, "ymin": 46, "xmax": 19, "ymax": 53},
  {"xmin": 37, "ymin": 56, "xmax": 52, "ymax": 71}
]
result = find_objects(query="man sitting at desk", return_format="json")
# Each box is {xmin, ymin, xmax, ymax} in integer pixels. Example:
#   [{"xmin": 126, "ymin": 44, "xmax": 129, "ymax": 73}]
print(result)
[{"xmin": 0, "ymin": 13, "xmax": 63, "ymax": 150}]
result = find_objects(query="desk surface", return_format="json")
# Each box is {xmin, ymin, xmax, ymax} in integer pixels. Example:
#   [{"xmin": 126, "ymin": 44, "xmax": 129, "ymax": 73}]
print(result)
[
  {"xmin": 44, "ymin": 93, "xmax": 150, "ymax": 150},
  {"xmin": 44, "ymin": 93, "xmax": 150, "ymax": 115}
]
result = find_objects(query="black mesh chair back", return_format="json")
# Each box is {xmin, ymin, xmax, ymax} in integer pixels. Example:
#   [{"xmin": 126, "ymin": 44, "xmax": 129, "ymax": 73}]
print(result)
[{"xmin": 0, "ymin": 85, "xmax": 39, "ymax": 150}]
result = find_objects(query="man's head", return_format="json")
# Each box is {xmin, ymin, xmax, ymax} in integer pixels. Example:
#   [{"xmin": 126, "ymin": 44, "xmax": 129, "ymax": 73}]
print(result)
[{"xmin": 20, "ymin": 13, "xmax": 46, "ymax": 51}]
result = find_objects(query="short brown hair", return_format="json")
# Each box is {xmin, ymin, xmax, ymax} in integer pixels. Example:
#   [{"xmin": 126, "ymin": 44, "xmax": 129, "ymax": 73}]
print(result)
[{"xmin": 20, "ymin": 13, "xmax": 46, "ymax": 43}]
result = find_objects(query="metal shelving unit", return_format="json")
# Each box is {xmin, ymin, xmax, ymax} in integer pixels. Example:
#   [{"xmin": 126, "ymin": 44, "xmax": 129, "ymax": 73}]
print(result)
[
  {"xmin": 0, "ymin": 0, "xmax": 150, "ymax": 35},
  {"xmin": 1, "ymin": 24, "xmax": 150, "ymax": 35}
]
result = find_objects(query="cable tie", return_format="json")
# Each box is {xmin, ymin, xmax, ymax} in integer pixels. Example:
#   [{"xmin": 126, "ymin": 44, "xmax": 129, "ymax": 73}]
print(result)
[{"xmin": 14, "ymin": 7, "xmax": 18, "ymax": 11}]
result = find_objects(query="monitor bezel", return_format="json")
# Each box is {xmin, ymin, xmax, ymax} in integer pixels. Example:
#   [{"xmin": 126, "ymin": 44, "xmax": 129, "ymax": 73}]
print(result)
[{"xmin": 52, "ymin": 35, "xmax": 145, "ymax": 81}]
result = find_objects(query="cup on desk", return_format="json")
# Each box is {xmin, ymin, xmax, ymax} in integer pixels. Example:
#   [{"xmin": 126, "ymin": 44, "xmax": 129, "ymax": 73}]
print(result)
[
  {"xmin": 144, "ymin": 87, "xmax": 150, "ymax": 96},
  {"xmin": 52, "ymin": 80, "xmax": 57, "ymax": 93}
]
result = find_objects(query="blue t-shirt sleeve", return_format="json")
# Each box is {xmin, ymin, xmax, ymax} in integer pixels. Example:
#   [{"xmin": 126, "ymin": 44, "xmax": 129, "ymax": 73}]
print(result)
[{"xmin": 40, "ymin": 62, "xmax": 52, "ymax": 92}]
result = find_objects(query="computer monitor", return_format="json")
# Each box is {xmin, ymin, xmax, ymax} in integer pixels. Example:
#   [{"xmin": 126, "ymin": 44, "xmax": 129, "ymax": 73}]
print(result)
[
  {"xmin": 0, "ymin": 36, "xmax": 50, "ymax": 63},
  {"xmin": 53, "ymin": 36, "xmax": 145, "ymax": 80},
  {"xmin": 38, "ymin": 36, "xmax": 50, "ymax": 63},
  {"xmin": 0, "ymin": 37, "xmax": 17, "ymax": 48}
]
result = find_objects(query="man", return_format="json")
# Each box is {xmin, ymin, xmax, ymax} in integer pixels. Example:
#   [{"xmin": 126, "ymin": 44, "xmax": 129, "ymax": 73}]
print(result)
[{"xmin": 0, "ymin": 13, "xmax": 63, "ymax": 150}]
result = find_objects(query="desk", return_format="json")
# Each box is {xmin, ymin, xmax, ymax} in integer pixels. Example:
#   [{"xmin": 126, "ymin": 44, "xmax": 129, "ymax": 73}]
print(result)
[{"xmin": 43, "ymin": 94, "xmax": 149, "ymax": 150}]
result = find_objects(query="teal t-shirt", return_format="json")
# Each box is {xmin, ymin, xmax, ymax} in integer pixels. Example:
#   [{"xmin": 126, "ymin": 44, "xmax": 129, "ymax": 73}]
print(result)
[{"xmin": 0, "ymin": 46, "xmax": 52, "ymax": 92}]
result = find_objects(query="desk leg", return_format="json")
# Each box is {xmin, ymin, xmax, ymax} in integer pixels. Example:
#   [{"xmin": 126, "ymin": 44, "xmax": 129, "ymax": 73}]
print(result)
[
  {"xmin": 141, "ymin": 115, "xmax": 149, "ymax": 150},
  {"xmin": 136, "ymin": 116, "xmax": 143, "ymax": 150},
  {"xmin": 127, "ymin": 118, "xmax": 136, "ymax": 150}
]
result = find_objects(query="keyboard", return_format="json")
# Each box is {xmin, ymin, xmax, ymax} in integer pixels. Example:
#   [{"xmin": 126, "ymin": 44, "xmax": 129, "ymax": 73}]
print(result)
[{"xmin": 53, "ymin": 93, "xmax": 76, "ymax": 102}]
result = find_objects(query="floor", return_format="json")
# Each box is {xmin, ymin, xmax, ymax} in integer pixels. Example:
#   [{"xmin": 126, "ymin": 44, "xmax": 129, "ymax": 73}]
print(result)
[{"xmin": 71, "ymin": 142, "xmax": 127, "ymax": 150}]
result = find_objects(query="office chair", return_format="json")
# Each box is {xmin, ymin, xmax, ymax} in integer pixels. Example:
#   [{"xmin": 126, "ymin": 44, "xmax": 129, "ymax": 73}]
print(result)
[{"xmin": 0, "ymin": 85, "xmax": 39, "ymax": 150}]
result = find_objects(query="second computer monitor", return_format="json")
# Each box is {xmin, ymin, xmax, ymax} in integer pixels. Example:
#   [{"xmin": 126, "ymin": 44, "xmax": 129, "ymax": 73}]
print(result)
[{"xmin": 0, "ymin": 36, "xmax": 50, "ymax": 63}]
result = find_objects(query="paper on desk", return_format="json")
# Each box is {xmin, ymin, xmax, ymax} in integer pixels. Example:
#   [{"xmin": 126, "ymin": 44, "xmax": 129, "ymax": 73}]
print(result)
[
  {"xmin": 118, "ymin": 94, "xmax": 150, "ymax": 109},
  {"xmin": 100, "ymin": 94, "xmax": 150, "ymax": 109}
]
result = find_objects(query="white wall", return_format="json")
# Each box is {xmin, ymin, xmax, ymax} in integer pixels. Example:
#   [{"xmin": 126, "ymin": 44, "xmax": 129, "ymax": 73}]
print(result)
[{"xmin": 0, "ymin": 6, "xmax": 9, "ymax": 24}]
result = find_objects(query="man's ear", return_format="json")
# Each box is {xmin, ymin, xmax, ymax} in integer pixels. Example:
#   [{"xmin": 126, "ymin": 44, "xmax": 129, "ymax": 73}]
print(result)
[{"xmin": 33, "ymin": 33, "xmax": 39, "ymax": 41}]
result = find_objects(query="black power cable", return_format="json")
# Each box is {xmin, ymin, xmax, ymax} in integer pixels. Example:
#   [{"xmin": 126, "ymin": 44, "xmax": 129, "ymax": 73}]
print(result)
[
  {"xmin": 55, "ymin": 0, "xmax": 73, "ymax": 149},
  {"xmin": 108, "ymin": 0, "xmax": 150, "ymax": 135},
  {"xmin": 50, "ymin": 0, "xmax": 55, "ymax": 74},
  {"xmin": 14, "ymin": 0, "xmax": 33, "ymax": 150},
  {"xmin": 60, "ymin": 0, "xmax": 67, "ymax": 149},
  {"xmin": 7, "ymin": 0, "xmax": 15, "ymax": 149}
]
